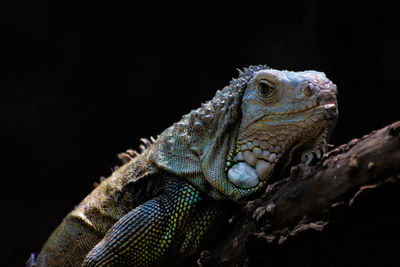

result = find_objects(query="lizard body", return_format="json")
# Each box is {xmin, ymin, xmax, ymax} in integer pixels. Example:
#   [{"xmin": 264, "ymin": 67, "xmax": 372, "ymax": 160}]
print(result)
[{"xmin": 32, "ymin": 65, "xmax": 338, "ymax": 266}]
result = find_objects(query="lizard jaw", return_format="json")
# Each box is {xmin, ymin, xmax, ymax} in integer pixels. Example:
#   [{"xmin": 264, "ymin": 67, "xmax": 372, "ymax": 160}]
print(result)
[
  {"xmin": 225, "ymin": 105, "xmax": 336, "ymax": 189},
  {"xmin": 226, "ymin": 134, "xmax": 329, "ymax": 189}
]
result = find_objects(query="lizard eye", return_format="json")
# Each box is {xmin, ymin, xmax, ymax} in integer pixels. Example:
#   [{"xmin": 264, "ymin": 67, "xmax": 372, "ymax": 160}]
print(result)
[{"xmin": 258, "ymin": 79, "xmax": 275, "ymax": 96}]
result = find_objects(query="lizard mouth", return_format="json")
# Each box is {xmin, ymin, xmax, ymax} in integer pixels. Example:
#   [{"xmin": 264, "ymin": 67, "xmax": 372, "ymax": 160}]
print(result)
[{"xmin": 225, "ymin": 103, "xmax": 337, "ymax": 189}]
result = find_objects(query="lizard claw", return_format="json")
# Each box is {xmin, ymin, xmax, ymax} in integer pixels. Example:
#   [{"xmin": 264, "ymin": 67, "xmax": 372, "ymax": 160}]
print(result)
[{"xmin": 305, "ymin": 153, "xmax": 315, "ymax": 165}]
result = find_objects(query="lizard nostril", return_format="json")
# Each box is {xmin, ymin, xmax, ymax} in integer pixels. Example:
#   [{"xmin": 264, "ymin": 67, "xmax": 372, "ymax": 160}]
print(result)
[
  {"xmin": 317, "ymin": 90, "xmax": 336, "ymax": 106},
  {"xmin": 302, "ymin": 84, "xmax": 314, "ymax": 97}
]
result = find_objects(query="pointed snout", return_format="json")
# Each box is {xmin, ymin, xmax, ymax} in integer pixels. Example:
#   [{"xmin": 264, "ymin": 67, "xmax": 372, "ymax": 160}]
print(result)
[
  {"xmin": 300, "ymin": 82, "xmax": 338, "ymax": 120},
  {"xmin": 316, "ymin": 85, "xmax": 338, "ymax": 120},
  {"xmin": 317, "ymin": 87, "xmax": 337, "ymax": 106}
]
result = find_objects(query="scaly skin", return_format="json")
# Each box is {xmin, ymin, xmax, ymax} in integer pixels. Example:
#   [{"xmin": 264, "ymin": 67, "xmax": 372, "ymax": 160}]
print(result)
[{"xmin": 31, "ymin": 65, "xmax": 338, "ymax": 267}]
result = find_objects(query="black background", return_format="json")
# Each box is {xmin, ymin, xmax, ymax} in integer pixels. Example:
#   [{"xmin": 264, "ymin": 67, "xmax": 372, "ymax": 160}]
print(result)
[{"xmin": 1, "ymin": 1, "xmax": 400, "ymax": 266}]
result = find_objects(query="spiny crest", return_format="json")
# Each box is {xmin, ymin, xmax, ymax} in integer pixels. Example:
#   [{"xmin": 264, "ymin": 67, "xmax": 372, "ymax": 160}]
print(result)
[
  {"xmin": 184, "ymin": 65, "xmax": 271, "ymax": 132},
  {"xmin": 237, "ymin": 64, "xmax": 270, "ymax": 79},
  {"xmin": 120, "ymin": 65, "xmax": 271, "ymax": 162},
  {"xmin": 117, "ymin": 136, "xmax": 157, "ymax": 164}
]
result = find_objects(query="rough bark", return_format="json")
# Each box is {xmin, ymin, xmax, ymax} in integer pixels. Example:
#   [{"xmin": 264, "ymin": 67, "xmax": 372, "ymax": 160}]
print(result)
[{"xmin": 197, "ymin": 121, "xmax": 400, "ymax": 267}]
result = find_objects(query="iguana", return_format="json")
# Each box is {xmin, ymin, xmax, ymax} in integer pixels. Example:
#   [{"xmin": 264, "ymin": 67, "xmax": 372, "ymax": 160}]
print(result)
[{"xmin": 30, "ymin": 65, "xmax": 338, "ymax": 267}]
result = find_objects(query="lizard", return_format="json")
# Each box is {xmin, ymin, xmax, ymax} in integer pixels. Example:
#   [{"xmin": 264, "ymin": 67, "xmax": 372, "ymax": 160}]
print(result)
[{"xmin": 30, "ymin": 65, "xmax": 338, "ymax": 267}]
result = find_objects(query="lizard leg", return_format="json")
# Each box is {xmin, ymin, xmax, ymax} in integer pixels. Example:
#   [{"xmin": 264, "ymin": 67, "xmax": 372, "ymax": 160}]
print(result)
[{"xmin": 82, "ymin": 178, "xmax": 228, "ymax": 267}]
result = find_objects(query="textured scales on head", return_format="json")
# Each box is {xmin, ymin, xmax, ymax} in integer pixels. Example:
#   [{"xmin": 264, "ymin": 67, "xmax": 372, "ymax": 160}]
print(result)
[
  {"xmin": 145, "ymin": 65, "xmax": 338, "ymax": 202},
  {"xmin": 227, "ymin": 68, "xmax": 338, "ymax": 192}
]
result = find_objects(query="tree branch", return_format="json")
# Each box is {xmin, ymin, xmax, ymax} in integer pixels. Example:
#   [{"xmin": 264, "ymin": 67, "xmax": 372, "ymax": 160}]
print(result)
[{"xmin": 199, "ymin": 121, "xmax": 400, "ymax": 266}]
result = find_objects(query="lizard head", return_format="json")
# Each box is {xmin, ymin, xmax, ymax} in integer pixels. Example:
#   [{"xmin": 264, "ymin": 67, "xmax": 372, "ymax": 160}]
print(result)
[
  {"xmin": 227, "ymin": 69, "xmax": 338, "ymax": 189},
  {"xmin": 149, "ymin": 65, "xmax": 338, "ymax": 202}
]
